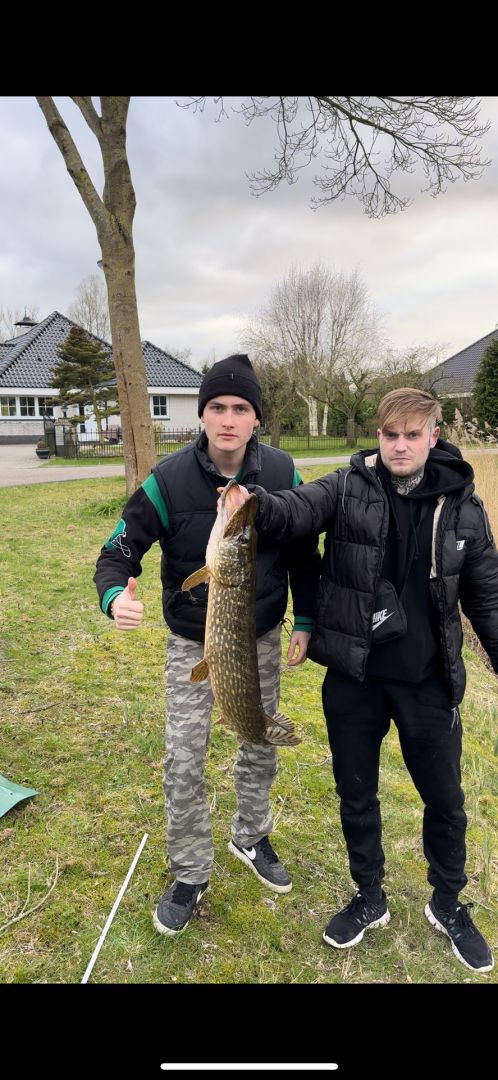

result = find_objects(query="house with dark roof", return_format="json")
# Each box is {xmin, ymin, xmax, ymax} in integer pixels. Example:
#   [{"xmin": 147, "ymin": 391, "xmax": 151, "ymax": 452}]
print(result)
[
  {"xmin": 0, "ymin": 311, "xmax": 203, "ymax": 443},
  {"xmin": 428, "ymin": 328, "xmax": 498, "ymax": 399}
]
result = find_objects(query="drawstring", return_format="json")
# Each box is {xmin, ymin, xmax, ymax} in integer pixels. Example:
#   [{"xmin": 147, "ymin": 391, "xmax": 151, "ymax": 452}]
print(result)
[
  {"xmin": 341, "ymin": 468, "xmax": 352, "ymax": 512},
  {"xmin": 451, "ymin": 706, "xmax": 460, "ymax": 730}
]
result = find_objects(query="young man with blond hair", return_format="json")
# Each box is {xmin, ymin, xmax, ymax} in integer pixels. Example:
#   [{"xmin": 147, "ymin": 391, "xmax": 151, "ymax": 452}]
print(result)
[{"xmin": 231, "ymin": 387, "xmax": 498, "ymax": 973}]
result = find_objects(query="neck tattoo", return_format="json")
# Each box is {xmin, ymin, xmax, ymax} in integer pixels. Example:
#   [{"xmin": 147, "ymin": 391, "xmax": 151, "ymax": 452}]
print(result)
[{"xmin": 391, "ymin": 468, "xmax": 424, "ymax": 495}]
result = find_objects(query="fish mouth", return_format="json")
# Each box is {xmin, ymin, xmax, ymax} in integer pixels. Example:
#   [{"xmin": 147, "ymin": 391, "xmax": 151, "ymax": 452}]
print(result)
[{"xmin": 220, "ymin": 480, "xmax": 257, "ymax": 536}]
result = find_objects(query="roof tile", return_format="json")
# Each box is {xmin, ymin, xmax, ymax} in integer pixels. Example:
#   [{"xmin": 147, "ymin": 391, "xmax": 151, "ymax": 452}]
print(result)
[{"xmin": 0, "ymin": 311, "xmax": 203, "ymax": 391}]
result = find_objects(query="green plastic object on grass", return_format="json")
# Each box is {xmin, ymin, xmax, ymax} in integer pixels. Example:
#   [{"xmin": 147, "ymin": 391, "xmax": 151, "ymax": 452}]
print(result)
[{"xmin": 0, "ymin": 774, "xmax": 38, "ymax": 817}]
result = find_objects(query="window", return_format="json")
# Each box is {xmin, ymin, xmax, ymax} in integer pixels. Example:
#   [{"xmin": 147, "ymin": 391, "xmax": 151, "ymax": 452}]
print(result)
[
  {"xmin": 38, "ymin": 397, "xmax": 54, "ymax": 417},
  {"xmin": 0, "ymin": 396, "xmax": 16, "ymax": 417},
  {"xmin": 19, "ymin": 396, "xmax": 36, "ymax": 417},
  {"xmin": 152, "ymin": 395, "xmax": 169, "ymax": 417}
]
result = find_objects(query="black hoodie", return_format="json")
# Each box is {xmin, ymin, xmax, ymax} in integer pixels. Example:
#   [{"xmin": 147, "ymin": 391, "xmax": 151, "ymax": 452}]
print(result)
[{"xmin": 366, "ymin": 442, "xmax": 473, "ymax": 682}]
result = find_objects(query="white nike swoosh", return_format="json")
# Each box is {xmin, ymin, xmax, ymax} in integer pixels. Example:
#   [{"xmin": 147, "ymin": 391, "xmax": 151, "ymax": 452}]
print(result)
[
  {"xmin": 242, "ymin": 846, "xmax": 257, "ymax": 860},
  {"xmin": 372, "ymin": 611, "xmax": 395, "ymax": 631}
]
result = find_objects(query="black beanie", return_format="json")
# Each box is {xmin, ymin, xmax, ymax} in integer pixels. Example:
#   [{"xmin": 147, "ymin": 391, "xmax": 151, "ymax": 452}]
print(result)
[{"xmin": 198, "ymin": 354, "xmax": 262, "ymax": 419}]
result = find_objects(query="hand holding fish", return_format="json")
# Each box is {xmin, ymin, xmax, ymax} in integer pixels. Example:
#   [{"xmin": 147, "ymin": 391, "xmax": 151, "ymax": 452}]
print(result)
[{"xmin": 217, "ymin": 483, "xmax": 251, "ymax": 517}]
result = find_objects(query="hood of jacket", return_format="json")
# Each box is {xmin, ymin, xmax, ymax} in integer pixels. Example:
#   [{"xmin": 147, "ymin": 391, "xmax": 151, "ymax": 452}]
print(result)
[{"xmin": 352, "ymin": 437, "xmax": 474, "ymax": 501}]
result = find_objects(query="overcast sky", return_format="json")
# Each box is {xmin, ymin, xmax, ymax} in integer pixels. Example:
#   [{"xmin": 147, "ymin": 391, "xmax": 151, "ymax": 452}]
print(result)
[{"xmin": 1, "ymin": 96, "xmax": 498, "ymax": 369}]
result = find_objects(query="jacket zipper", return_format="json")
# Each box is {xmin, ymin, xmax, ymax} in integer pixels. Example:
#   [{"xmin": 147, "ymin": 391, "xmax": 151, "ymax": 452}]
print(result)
[
  {"xmin": 359, "ymin": 466, "xmax": 390, "ymax": 680},
  {"xmin": 434, "ymin": 494, "xmax": 457, "ymax": 703}
]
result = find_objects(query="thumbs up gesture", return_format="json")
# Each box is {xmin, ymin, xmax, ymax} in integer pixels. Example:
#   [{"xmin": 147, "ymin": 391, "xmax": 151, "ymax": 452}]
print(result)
[{"xmin": 111, "ymin": 576, "xmax": 144, "ymax": 630}]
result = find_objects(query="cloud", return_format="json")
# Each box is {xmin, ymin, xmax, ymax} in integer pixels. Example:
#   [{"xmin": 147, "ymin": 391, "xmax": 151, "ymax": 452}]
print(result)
[{"xmin": 1, "ymin": 95, "xmax": 498, "ymax": 367}]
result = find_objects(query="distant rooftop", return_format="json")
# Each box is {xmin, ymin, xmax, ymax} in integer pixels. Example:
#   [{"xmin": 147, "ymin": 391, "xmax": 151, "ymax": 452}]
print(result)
[
  {"xmin": 429, "ymin": 329, "xmax": 498, "ymax": 395},
  {"xmin": 0, "ymin": 311, "xmax": 203, "ymax": 390}
]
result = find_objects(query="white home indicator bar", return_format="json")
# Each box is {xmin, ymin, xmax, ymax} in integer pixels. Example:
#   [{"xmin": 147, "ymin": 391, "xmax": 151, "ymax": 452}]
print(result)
[{"xmin": 160, "ymin": 1067, "xmax": 339, "ymax": 1073}]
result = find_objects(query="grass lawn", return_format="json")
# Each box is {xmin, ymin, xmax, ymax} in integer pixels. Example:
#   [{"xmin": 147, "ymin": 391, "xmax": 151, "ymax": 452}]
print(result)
[
  {"xmin": 0, "ymin": 466, "xmax": 496, "ymax": 984},
  {"xmin": 39, "ymin": 456, "xmax": 126, "ymax": 467}
]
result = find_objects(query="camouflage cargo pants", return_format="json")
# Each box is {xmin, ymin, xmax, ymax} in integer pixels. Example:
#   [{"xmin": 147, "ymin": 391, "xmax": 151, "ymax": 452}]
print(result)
[{"xmin": 164, "ymin": 625, "xmax": 281, "ymax": 884}]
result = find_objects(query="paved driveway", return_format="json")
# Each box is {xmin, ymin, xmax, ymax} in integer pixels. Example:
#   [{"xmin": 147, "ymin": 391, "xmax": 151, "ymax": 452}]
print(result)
[
  {"xmin": 1, "ymin": 442, "xmax": 496, "ymax": 490},
  {"xmin": 0, "ymin": 444, "xmax": 126, "ymax": 487},
  {"xmin": 0, "ymin": 444, "xmax": 353, "ymax": 488}
]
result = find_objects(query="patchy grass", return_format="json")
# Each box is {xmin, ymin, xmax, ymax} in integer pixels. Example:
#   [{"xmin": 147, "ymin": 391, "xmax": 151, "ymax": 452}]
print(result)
[
  {"xmin": 0, "ymin": 469, "xmax": 496, "ymax": 984},
  {"xmin": 39, "ymin": 456, "xmax": 126, "ymax": 467},
  {"xmin": 43, "ymin": 449, "xmax": 352, "ymax": 468}
]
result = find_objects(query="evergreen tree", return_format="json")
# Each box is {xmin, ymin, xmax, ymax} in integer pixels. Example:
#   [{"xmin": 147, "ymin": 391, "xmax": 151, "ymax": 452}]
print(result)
[
  {"xmin": 473, "ymin": 339, "xmax": 498, "ymax": 430},
  {"xmin": 49, "ymin": 325, "xmax": 118, "ymax": 438}
]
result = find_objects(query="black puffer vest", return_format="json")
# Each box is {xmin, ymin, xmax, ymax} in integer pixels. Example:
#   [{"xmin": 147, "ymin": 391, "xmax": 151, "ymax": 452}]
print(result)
[{"xmin": 153, "ymin": 433, "xmax": 296, "ymax": 642}]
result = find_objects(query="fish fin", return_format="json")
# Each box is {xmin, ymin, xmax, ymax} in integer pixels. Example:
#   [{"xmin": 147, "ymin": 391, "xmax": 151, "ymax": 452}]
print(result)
[
  {"xmin": 190, "ymin": 658, "xmax": 210, "ymax": 682},
  {"xmin": 181, "ymin": 566, "xmax": 210, "ymax": 592},
  {"xmin": 264, "ymin": 725, "xmax": 302, "ymax": 747},
  {"xmin": 268, "ymin": 711, "xmax": 295, "ymax": 733},
  {"xmin": 263, "ymin": 713, "xmax": 301, "ymax": 747}
]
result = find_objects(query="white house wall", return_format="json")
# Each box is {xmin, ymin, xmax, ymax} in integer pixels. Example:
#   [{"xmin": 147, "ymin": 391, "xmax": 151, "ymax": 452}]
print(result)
[
  {"xmin": 0, "ymin": 390, "xmax": 201, "ymax": 442},
  {"xmin": 150, "ymin": 392, "xmax": 200, "ymax": 430}
]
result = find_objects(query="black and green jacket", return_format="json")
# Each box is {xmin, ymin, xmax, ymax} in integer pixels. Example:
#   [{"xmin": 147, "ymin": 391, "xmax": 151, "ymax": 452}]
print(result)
[{"xmin": 94, "ymin": 433, "xmax": 320, "ymax": 643}]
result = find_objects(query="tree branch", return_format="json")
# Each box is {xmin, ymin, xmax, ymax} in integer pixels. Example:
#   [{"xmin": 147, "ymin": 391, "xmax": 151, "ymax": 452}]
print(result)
[
  {"xmin": 36, "ymin": 97, "xmax": 108, "ymax": 235},
  {"xmin": 70, "ymin": 96, "xmax": 103, "ymax": 140},
  {"xmin": 185, "ymin": 96, "xmax": 490, "ymax": 218}
]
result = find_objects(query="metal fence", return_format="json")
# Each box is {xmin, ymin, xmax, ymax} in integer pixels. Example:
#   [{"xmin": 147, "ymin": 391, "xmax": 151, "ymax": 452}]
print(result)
[
  {"xmin": 51, "ymin": 426, "xmax": 201, "ymax": 459},
  {"xmin": 47, "ymin": 423, "xmax": 379, "ymax": 459},
  {"xmin": 259, "ymin": 428, "xmax": 378, "ymax": 451}
]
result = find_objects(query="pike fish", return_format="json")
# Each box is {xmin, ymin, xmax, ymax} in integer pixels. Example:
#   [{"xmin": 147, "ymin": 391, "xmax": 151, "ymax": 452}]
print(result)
[{"xmin": 181, "ymin": 480, "xmax": 301, "ymax": 747}]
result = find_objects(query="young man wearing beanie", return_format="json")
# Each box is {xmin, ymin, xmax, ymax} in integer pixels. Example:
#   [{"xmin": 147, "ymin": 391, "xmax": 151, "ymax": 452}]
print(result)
[{"xmin": 94, "ymin": 354, "xmax": 320, "ymax": 935}]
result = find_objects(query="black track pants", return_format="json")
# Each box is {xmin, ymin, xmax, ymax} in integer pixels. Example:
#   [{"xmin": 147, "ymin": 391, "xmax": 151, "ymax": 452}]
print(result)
[{"xmin": 322, "ymin": 670, "xmax": 467, "ymax": 895}]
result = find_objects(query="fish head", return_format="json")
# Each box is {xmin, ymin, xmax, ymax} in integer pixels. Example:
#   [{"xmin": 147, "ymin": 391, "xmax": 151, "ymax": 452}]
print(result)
[{"xmin": 206, "ymin": 480, "xmax": 257, "ymax": 586}]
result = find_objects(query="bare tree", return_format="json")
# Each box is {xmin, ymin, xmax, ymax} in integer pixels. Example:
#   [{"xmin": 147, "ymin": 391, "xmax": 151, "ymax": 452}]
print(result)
[
  {"xmin": 187, "ymin": 97, "xmax": 490, "ymax": 216},
  {"xmin": 0, "ymin": 305, "xmax": 39, "ymax": 343},
  {"xmin": 373, "ymin": 344, "xmax": 451, "ymax": 395},
  {"xmin": 241, "ymin": 264, "xmax": 382, "ymax": 442},
  {"xmin": 242, "ymin": 264, "xmax": 329, "ymax": 435},
  {"xmin": 36, "ymin": 97, "xmax": 155, "ymax": 495},
  {"xmin": 253, "ymin": 356, "xmax": 298, "ymax": 448},
  {"xmin": 315, "ymin": 268, "xmax": 384, "ymax": 443},
  {"xmin": 35, "ymin": 96, "xmax": 488, "ymax": 491},
  {"xmin": 162, "ymin": 343, "xmax": 193, "ymax": 366},
  {"xmin": 68, "ymin": 274, "xmax": 111, "ymax": 339}
]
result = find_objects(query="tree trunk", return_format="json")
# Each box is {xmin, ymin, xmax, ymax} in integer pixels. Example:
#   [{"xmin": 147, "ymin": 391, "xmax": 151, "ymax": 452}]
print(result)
[
  {"xmin": 322, "ymin": 402, "xmax": 328, "ymax": 436},
  {"xmin": 100, "ymin": 235, "xmax": 156, "ymax": 494},
  {"xmin": 270, "ymin": 416, "xmax": 281, "ymax": 447},
  {"xmin": 296, "ymin": 390, "xmax": 319, "ymax": 437},
  {"xmin": 309, "ymin": 396, "xmax": 319, "ymax": 437},
  {"xmin": 36, "ymin": 96, "xmax": 157, "ymax": 496},
  {"xmin": 346, "ymin": 417, "xmax": 357, "ymax": 447}
]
